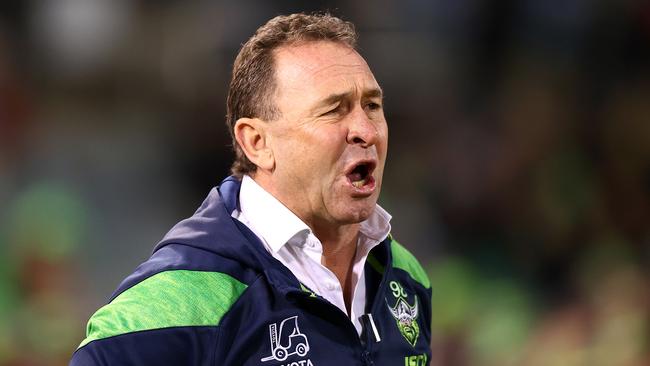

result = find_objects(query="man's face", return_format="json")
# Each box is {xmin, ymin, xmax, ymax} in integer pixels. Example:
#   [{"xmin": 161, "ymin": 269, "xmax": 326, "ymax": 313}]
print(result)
[{"xmin": 265, "ymin": 41, "xmax": 388, "ymax": 228}]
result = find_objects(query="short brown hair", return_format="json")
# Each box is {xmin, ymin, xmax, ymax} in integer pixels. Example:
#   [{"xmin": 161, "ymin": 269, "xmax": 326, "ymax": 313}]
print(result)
[{"xmin": 226, "ymin": 13, "xmax": 358, "ymax": 177}]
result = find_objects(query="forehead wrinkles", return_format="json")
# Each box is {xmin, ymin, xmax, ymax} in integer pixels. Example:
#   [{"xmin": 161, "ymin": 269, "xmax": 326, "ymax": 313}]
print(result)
[
  {"xmin": 310, "ymin": 62, "xmax": 368, "ymax": 83},
  {"xmin": 274, "ymin": 43, "xmax": 377, "ymax": 103}
]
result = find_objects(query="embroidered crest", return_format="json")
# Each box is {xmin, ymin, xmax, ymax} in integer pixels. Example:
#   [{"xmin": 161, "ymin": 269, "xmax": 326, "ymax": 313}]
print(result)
[{"xmin": 386, "ymin": 281, "xmax": 420, "ymax": 347}]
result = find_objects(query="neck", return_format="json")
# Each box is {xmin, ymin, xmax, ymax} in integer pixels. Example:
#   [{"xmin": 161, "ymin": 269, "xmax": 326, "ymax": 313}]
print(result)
[{"xmin": 313, "ymin": 223, "xmax": 359, "ymax": 260}]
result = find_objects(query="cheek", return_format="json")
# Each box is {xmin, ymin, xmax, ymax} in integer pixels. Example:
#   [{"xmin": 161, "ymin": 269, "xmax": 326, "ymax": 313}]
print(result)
[
  {"xmin": 379, "ymin": 119, "xmax": 388, "ymax": 139},
  {"xmin": 279, "ymin": 125, "xmax": 350, "ymax": 179},
  {"xmin": 377, "ymin": 123, "xmax": 389, "ymax": 155},
  {"xmin": 312, "ymin": 127, "xmax": 347, "ymax": 162},
  {"xmin": 285, "ymin": 134, "xmax": 337, "ymax": 175}
]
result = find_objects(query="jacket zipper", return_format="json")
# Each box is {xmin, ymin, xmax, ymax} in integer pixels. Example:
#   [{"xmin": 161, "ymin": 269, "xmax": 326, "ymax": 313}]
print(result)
[
  {"xmin": 292, "ymin": 291, "xmax": 375, "ymax": 365},
  {"xmin": 289, "ymin": 262, "xmax": 392, "ymax": 365}
]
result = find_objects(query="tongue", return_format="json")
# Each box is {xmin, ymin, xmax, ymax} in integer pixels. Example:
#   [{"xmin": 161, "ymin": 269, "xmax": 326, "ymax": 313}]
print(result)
[{"xmin": 348, "ymin": 172, "xmax": 363, "ymax": 182}]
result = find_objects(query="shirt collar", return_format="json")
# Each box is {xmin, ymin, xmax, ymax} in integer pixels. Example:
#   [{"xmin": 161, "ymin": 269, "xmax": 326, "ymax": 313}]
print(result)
[
  {"xmin": 238, "ymin": 174, "xmax": 392, "ymax": 252},
  {"xmin": 238, "ymin": 175, "xmax": 310, "ymax": 253},
  {"xmin": 360, "ymin": 203, "xmax": 391, "ymax": 242}
]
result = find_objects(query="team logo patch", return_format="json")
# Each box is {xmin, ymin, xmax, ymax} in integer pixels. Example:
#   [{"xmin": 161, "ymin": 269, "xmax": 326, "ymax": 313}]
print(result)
[
  {"xmin": 261, "ymin": 316, "xmax": 312, "ymax": 364},
  {"xmin": 386, "ymin": 281, "xmax": 420, "ymax": 347}
]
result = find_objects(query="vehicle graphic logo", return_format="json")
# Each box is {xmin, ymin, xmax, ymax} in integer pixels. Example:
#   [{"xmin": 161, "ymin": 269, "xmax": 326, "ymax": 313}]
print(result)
[
  {"xmin": 261, "ymin": 316, "xmax": 310, "ymax": 362},
  {"xmin": 387, "ymin": 281, "xmax": 420, "ymax": 347}
]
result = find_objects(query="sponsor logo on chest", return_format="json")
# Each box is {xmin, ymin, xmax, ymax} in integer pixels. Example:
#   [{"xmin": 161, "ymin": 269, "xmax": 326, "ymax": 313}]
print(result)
[{"xmin": 261, "ymin": 316, "xmax": 314, "ymax": 365}]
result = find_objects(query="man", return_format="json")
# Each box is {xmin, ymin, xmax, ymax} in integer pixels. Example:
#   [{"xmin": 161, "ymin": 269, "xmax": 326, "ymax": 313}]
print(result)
[{"xmin": 71, "ymin": 13, "xmax": 432, "ymax": 365}]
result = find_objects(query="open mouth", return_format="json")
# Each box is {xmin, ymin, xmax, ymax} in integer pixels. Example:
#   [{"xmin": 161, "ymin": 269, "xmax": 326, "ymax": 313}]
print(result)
[{"xmin": 346, "ymin": 161, "xmax": 376, "ymax": 189}]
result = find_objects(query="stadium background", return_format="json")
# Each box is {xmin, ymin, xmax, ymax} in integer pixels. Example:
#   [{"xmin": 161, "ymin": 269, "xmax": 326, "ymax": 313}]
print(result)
[{"xmin": 1, "ymin": 1, "xmax": 649, "ymax": 365}]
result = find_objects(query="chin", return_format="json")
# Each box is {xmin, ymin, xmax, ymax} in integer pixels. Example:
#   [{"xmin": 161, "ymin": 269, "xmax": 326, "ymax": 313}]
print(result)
[
  {"xmin": 338, "ymin": 204, "xmax": 375, "ymax": 224},
  {"xmin": 327, "ymin": 184, "xmax": 380, "ymax": 224}
]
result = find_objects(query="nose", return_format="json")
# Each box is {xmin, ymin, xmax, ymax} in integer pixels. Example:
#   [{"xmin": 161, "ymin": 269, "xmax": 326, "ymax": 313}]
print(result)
[{"xmin": 346, "ymin": 107, "xmax": 378, "ymax": 147}]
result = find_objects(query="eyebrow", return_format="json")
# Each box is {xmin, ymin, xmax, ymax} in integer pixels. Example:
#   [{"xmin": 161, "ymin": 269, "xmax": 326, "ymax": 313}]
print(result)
[{"xmin": 315, "ymin": 87, "xmax": 384, "ymax": 109}]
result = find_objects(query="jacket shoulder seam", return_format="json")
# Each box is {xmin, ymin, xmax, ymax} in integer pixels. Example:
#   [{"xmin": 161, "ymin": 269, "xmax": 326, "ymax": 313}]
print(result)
[
  {"xmin": 78, "ymin": 269, "xmax": 249, "ymax": 349},
  {"xmin": 390, "ymin": 238, "xmax": 431, "ymax": 289}
]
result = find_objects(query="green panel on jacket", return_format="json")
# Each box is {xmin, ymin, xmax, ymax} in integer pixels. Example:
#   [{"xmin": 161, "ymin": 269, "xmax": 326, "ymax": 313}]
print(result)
[
  {"xmin": 79, "ymin": 270, "xmax": 248, "ymax": 348},
  {"xmin": 391, "ymin": 238, "xmax": 431, "ymax": 289}
]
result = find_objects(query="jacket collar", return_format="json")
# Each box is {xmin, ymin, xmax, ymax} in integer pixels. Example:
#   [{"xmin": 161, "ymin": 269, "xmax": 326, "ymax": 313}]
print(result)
[
  {"xmin": 154, "ymin": 175, "xmax": 392, "ymax": 296},
  {"xmin": 154, "ymin": 176, "xmax": 302, "ymax": 294}
]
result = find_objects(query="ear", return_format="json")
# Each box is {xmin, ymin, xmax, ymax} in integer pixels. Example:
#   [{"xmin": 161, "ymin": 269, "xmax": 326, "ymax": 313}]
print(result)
[{"xmin": 233, "ymin": 117, "xmax": 275, "ymax": 172}]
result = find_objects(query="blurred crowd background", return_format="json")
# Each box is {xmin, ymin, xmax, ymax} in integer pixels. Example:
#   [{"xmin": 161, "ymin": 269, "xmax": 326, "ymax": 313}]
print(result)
[{"xmin": 1, "ymin": 1, "xmax": 649, "ymax": 365}]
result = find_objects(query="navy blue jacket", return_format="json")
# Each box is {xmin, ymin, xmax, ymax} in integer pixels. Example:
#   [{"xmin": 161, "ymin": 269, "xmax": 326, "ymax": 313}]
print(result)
[{"xmin": 71, "ymin": 176, "xmax": 432, "ymax": 365}]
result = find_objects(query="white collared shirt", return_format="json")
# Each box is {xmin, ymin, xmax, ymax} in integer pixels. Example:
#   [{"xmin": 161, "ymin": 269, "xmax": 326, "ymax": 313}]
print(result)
[{"xmin": 232, "ymin": 175, "xmax": 391, "ymax": 336}]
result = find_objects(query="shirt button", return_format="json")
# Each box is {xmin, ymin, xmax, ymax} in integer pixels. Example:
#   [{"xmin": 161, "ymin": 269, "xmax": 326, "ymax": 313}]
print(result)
[{"xmin": 326, "ymin": 282, "xmax": 336, "ymax": 291}]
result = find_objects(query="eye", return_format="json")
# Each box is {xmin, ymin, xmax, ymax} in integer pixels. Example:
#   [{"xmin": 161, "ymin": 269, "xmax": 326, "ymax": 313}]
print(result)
[
  {"xmin": 323, "ymin": 106, "xmax": 340, "ymax": 115},
  {"xmin": 320, "ymin": 103, "xmax": 343, "ymax": 117},
  {"xmin": 365, "ymin": 101, "xmax": 382, "ymax": 111}
]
